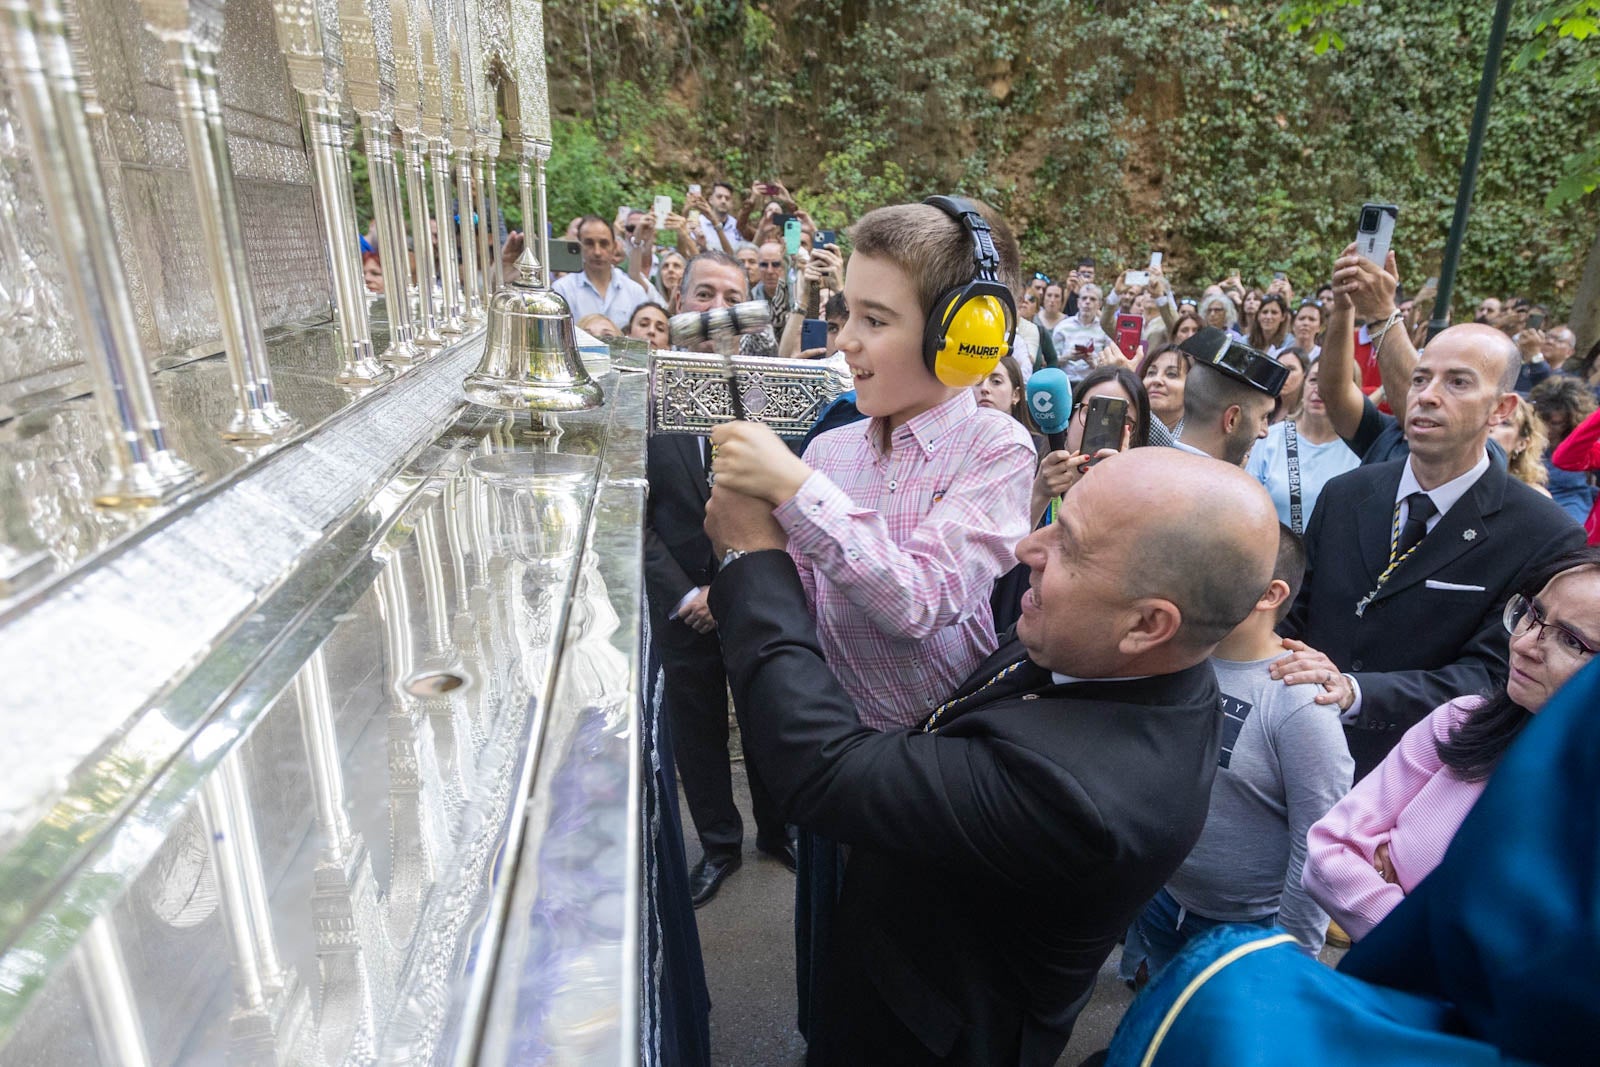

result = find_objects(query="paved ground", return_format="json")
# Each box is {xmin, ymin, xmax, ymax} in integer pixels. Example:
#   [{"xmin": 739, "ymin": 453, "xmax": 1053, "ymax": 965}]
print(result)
[{"xmin": 684, "ymin": 738, "xmax": 1346, "ymax": 1065}]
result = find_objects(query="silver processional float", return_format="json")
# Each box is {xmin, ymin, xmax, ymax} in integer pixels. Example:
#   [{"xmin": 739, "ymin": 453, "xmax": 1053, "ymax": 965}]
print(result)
[{"xmin": 0, "ymin": 0, "xmax": 650, "ymax": 1062}]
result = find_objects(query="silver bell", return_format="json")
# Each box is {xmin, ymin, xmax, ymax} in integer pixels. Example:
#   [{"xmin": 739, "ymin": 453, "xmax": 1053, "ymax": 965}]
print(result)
[{"xmin": 463, "ymin": 255, "xmax": 604, "ymax": 411}]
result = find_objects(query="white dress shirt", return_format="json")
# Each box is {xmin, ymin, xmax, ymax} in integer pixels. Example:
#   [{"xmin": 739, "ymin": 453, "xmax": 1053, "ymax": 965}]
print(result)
[{"xmin": 553, "ymin": 267, "xmax": 651, "ymax": 329}]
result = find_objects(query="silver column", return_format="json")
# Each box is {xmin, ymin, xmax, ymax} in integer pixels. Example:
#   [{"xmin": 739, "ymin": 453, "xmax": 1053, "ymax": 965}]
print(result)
[
  {"xmin": 342, "ymin": 0, "xmax": 421, "ymax": 365},
  {"xmin": 419, "ymin": 16, "xmax": 464, "ymax": 335},
  {"xmin": 448, "ymin": 21, "xmax": 482, "ymax": 324},
  {"xmin": 391, "ymin": 0, "xmax": 442, "ymax": 348},
  {"xmin": 0, "ymin": 0, "xmax": 199, "ymax": 507},
  {"xmin": 455, "ymin": 148, "xmax": 482, "ymax": 323},
  {"xmin": 142, "ymin": 0, "xmax": 299, "ymax": 444},
  {"xmin": 271, "ymin": 0, "xmax": 391, "ymax": 387},
  {"xmin": 476, "ymin": 137, "xmax": 498, "ymax": 299}
]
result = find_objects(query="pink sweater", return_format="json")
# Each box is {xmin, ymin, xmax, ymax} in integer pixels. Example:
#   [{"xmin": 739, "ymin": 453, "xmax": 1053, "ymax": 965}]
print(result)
[{"xmin": 1302, "ymin": 697, "xmax": 1487, "ymax": 941}]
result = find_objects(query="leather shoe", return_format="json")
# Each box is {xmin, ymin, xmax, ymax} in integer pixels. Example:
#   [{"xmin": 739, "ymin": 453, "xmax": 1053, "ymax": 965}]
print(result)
[
  {"xmin": 757, "ymin": 833, "xmax": 798, "ymax": 873},
  {"xmin": 689, "ymin": 852, "xmax": 741, "ymax": 908}
]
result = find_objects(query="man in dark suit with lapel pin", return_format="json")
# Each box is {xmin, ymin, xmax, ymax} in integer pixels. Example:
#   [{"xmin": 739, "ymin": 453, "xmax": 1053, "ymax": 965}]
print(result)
[
  {"xmin": 1276, "ymin": 321, "xmax": 1584, "ymax": 777},
  {"xmin": 646, "ymin": 251, "xmax": 793, "ymax": 908},
  {"xmin": 704, "ymin": 447, "xmax": 1282, "ymax": 1065}
]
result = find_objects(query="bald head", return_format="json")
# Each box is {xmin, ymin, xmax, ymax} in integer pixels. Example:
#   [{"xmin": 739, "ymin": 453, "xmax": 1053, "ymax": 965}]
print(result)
[
  {"xmin": 1015, "ymin": 448, "xmax": 1280, "ymax": 677},
  {"xmin": 1110, "ymin": 450, "xmax": 1281, "ymax": 648},
  {"xmin": 1432, "ymin": 323, "xmax": 1521, "ymax": 394}
]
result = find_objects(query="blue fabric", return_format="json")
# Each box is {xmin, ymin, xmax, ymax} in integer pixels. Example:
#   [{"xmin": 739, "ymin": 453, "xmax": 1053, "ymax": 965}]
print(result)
[
  {"xmin": 1106, "ymin": 926, "xmax": 1522, "ymax": 1067},
  {"xmin": 1340, "ymin": 655, "xmax": 1600, "ymax": 1064},
  {"xmin": 1108, "ymin": 657, "xmax": 1600, "ymax": 1066},
  {"xmin": 1544, "ymin": 458, "xmax": 1595, "ymax": 525}
]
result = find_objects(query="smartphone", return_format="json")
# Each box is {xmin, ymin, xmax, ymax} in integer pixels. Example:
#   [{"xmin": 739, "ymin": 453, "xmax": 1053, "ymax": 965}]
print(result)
[
  {"xmin": 1527, "ymin": 310, "xmax": 1546, "ymax": 330},
  {"xmin": 1115, "ymin": 313, "xmax": 1143, "ymax": 356},
  {"xmin": 1149, "ymin": 251, "xmax": 1163, "ymax": 271},
  {"xmin": 816, "ymin": 229, "xmax": 837, "ymax": 248},
  {"xmin": 783, "ymin": 218, "xmax": 802, "ymax": 256},
  {"xmin": 800, "ymin": 318, "xmax": 828, "ymax": 352},
  {"xmin": 1356, "ymin": 202, "xmax": 1399, "ymax": 267},
  {"xmin": 548, "ymin": 239, "xmax": 583, "ymax": 274},
  {"xmin": 688, "ymin": 183, "xmax": 702, "ymax": 196},
  {"xmin": 772, "ymin": 212, "xmax": 797, "ymax": 233},
  {"xmin": 1273, "ymin": 271, "xmax": 1287, "ymax": 282},
  {"xmin": 1124, "ymin": 269, "xmax": 1150, "ymax": 288},
  {"xmin": 652, "ymin": 195, "xmax": 671, "ymax": 228},
  {"xmin": 1080, "ymin": 395, "xmax": 1128, "ymax": 457},
  {"xmin": 761, "ymin": 182, "xmax": 780, "ymax": 195}
]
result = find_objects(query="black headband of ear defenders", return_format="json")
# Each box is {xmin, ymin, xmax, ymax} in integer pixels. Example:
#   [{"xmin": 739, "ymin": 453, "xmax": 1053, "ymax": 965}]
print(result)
[{"xmin": 924, "ymin": 195, "xmax": 1003, "ymax": 284}]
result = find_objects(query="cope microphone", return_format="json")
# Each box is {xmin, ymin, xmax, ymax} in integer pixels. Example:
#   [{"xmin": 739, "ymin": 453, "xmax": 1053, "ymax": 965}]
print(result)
[{"xmin": 1026, "ymin": 367, "xmax": 1073, "ymax": 453}]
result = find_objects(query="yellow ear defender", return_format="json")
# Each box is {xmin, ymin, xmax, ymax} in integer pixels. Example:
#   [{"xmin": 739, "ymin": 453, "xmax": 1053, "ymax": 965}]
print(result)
[{"xmin": 921, "ymin": 195, "xmax": 1017, "ymax": 388}]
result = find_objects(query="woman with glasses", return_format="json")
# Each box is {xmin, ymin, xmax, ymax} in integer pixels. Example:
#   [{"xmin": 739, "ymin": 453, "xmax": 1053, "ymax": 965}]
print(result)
[
  {"xmin": 1303, "ymin": 547, "xmax": 1600, "ymax": 942},
  {"xmin": 1027, "ymin": 366, "xmax": 1150, "ymax": 523}
]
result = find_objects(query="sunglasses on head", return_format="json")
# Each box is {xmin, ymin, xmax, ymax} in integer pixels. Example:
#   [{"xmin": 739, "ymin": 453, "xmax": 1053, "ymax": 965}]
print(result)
[{"xmin": 1033, "ymin": 272, "xmax": 1051, "ymax": 282}]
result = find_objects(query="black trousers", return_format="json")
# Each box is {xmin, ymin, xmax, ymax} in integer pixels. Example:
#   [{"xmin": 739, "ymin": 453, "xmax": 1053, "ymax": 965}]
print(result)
[{"xmin": 655, "ymin": 607, "xmax": 785, "ymax": 858}]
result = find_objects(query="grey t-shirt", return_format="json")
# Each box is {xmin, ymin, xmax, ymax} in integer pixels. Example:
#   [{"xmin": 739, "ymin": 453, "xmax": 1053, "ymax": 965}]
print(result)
[{"xmin": 1165, "ymin": 655, "xmax": 1355, "ymax": 953}]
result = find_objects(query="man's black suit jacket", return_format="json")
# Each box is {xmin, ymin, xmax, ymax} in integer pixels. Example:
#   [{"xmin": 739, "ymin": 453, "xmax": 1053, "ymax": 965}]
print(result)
[
  {"xmin": 1283, "ymin": 455, "xmax": 1583, "ymax": 775},
  {"xmin": 710, "ymin": 551, "xmax": 1224, "ymax": 1066},
  {"xmin": 644, "ymin": 434, "xmax": 713, "ymax": 621}
]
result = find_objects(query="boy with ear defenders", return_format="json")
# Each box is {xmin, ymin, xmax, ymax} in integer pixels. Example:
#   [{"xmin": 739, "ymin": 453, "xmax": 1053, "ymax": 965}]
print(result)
[
  {"xmin": 710, "ymin": 197, "xmax": 1036, "ymax": 1039},
  {"xmin": 710, "ymin": 195, "xmax": 1035, "ymax": 727}
]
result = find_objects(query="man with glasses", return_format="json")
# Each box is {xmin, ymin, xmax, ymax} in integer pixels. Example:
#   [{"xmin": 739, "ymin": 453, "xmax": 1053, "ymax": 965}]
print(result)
[{"xmin": 1273, "ymin": 323, "xmax": 1584, "ymax": 777}]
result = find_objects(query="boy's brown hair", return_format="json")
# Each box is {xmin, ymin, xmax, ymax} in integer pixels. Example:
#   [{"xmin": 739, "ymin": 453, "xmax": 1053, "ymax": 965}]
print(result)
[{"xmin": 846, "ymin": 200, "xmax": 1021, "ymax": 322}]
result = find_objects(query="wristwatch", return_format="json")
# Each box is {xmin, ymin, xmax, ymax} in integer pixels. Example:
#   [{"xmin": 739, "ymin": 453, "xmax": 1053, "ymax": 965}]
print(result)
[{"xmin": 721, "ymin": 548, "xmax": 750, "ymax": 569}]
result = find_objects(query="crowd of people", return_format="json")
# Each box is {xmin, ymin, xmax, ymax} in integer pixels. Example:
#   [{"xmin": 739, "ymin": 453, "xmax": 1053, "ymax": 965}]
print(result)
[{"xmin": 374, "ymin": 175, "xmax": 1596, "ymax": 1062}]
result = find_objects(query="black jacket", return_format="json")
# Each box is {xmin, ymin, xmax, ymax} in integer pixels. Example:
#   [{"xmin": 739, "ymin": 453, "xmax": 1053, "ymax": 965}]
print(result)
[
  {"xmin": 644, "ymin": 434, "xmax": 714, "ymax": 620},
  {"xmin": 1283, "ymin": 456, "xmax": 1584, "ymax": 775},
  {"xmin": 711, "ymin": 551, "xmax": 1223, "ymax": 1065}
]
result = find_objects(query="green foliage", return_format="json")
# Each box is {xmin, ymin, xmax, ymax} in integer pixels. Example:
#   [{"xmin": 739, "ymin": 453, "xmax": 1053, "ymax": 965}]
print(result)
[{"xmin": 535, "ymin": 0, "xmax": 1596, "ymax": 314}]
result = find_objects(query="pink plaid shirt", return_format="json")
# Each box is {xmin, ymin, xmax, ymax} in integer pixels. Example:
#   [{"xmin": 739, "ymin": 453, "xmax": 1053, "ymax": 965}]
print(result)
[{"xmin": 775, "ymin": 391, "xmax": 1035, "ymax": 730}]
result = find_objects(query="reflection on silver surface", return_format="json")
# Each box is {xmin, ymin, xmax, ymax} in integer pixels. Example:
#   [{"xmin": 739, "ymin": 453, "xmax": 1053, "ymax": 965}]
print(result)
[{"xmin": 0, "ymin": 370, "xmax": 645, "ymax": 1066}]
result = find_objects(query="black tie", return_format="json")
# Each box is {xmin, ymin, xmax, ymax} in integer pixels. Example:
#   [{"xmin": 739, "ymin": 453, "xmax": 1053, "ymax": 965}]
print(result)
[{"xmin": 1397, "ymin": 491, "xmax": 1437, "ymax": 558}]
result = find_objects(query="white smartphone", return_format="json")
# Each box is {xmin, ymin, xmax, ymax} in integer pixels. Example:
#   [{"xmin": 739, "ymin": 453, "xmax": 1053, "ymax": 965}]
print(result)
[
  {"xmin": 1149, "ymin": 251, "xmax": 1163, "ymax": 270},
  {"xmin": 1356, "ymin": 202, "xmax": 1399, "ymax": 267},
  {"xmin": 652, "ymin": 195, "xmax": 671, "ymax": 228},
  {"xmin": 1124, "ymin": 269, "xmax": 1150, "ymax": 287},
  {"xmin": 688, "ymin": 183, "xmax": 702, "ymax": 196}
]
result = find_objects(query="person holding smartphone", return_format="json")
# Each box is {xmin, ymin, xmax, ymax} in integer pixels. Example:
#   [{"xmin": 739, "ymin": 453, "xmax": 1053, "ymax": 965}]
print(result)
[{"xmin": 1028, "ymin": 366, "xmax": 1150, "ymax": 523}]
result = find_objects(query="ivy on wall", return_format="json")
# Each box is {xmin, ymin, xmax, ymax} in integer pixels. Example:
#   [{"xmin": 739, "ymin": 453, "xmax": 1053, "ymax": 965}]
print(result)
[{"xmin": 525, "ymin": 0, "xmax": 1596, "ymax": 315}]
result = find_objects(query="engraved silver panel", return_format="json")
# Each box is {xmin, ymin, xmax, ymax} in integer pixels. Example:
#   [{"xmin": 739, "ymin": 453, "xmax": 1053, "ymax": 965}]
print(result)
[
  {"xmin": 649, "ymin": 349, "xmax": 851, "ymax": 437},
  {"xmin": 0, "ymin": 0, "xmax": 328, "ymax": 399}
]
